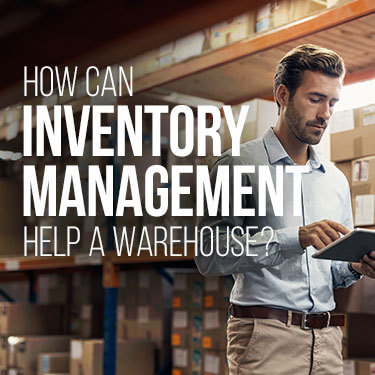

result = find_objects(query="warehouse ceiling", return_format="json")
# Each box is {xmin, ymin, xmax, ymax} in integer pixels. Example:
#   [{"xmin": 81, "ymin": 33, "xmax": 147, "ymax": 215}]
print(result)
[{"xmin": 0, "ymin": 0, "xmax": 268, "ymax": 109}]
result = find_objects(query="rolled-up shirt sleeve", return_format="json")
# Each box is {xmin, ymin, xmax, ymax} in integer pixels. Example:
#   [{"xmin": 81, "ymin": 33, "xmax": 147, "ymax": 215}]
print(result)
[{"xmin": 195, "ymin": 153, "xmax": 305, "ymax": 277}]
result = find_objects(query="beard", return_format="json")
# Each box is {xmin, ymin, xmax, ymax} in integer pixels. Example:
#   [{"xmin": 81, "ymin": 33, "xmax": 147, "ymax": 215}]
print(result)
[{"xmin": 284, "ymin": 100, "xmax": 325, "ymax": 145}]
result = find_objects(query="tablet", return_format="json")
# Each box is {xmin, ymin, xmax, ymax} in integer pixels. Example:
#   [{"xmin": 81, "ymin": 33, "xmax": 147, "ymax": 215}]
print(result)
[{"xmin": 312, "ymin": 228, "xmax": 375, "ymax": 262}]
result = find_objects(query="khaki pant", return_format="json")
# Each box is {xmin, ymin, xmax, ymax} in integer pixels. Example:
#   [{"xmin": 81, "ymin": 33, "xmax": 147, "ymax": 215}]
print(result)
[{"xmin": 227, "ymin": 316, "xmax": 343, "ymax": 375}]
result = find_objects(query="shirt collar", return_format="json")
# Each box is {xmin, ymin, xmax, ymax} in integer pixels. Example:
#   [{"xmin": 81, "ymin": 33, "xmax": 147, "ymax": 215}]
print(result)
[{"xmin": 262, "ymin": 128, "xmax": 326, "ymax": 173}]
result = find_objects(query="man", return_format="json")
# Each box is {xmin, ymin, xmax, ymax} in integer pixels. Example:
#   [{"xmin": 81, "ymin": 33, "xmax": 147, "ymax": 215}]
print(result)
[{"xmin": 195, "ymin": 44, "xmax": 375, "ymax": 375}]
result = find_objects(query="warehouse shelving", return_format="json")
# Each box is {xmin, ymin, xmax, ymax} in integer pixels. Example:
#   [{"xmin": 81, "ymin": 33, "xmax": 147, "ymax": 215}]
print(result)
[
  {"xmin": 131, "ymin": 0, "xmax": 375, "ymax": 103},
  {"xmin": 0, "ymin": 244, "xmax": 195, "ymax": 272},
  {"xmin": 0, "ymin": 0, "xmax": 374, "ymax": 374},
  {"xmin": 1, "ymin": 0, "xmax": 375, "ymax": 149}
]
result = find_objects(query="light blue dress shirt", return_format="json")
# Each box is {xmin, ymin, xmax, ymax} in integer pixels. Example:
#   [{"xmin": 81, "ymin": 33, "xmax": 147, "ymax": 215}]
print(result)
[{"xmin": 195, "ymin": 128, "xmax": 359, "ymax": 313}]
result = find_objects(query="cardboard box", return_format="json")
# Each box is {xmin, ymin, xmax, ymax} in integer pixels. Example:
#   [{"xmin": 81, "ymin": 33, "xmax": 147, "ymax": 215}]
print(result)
[
  {"xmin": 291, "ymin": 0, "xmax": 333, "ymax": 21},
  {"xmin": 173, "ymin": 32, "xmax": 206, "ymax": 63},
  {"xmin": 202, "ymin": 310, "xmax": 228, "ymax": 350},
  {"xmin": 331, "ymin": 110, "xmax": 375, "ymax": 162},
  {"xmin": 172, "ymin": 310, "xmax": 190, "ymax": 347},
  {"xmin": 37, "ymin": 352, "xmax": 69, "ymax": 375},
  {"xmin": 344, "ymin": 359, "xmax": 375, "ymax": 375},
  {"xmin": 8, "ymin": 335, "xmax": 72, "ymax": 373},
  {"xmin": 203, "ymin": 349, "xmax": 228, "ymax": 375},
  {"xmin": 204, "ymin": 276, "xmax": 233, "ymax": 309},
  {"xmin": 335, "ymin": 277, "xmax": 375, "ymax": 314},
  {"xmin": 172, "ymin": 347, "xmax": 190, "ymax": 375},
  {"xmin": 222, "ymin": 99, "xmax": 278, "ymax": 152},
  {"xmin": 0, "ymin": 304, "xmax": 64, "ymax": 336},
  {"xmin": 137, "ymin": 270, "xmax": 173, "ymax": 307},
  {"xmin": 118, "ymin": 315, "xmax": 171, "ymax": 342},
  {"xmin": 70, "ymin": 339, "xmax": 154, "ymax": 375},
  {"xmin": 173, "ymin": 274, "xmax": 190, "ymax": 309},
  {"xmin": 256, "ymin": 1, "xmax": 292, "ymax": 33},
  {"xmin": 72, "ymin": 272, "xmax": 103, "ymax": 306},
  {"xmin": 171, "ymin": 309, "xmax": 203, "ymax": 348},
  {"xmin": 173, "ymin": 273, "xmax": 204, "ymax": 310},
  {"xmin": 37, "ymin": 274, "xmax": 70, "ymax": 305},
  {"xmin": 351, "ymin": 156, "xmax": 375, "ymax": 226},
  {"xmin": 341, "ymin": 314, "xmax": 375, "ymax": 359},
  {"xmin": 210, "ymin": 13, "xmax": 255, "ymax": 50},
  {"xmin": 69, "ymin": 304, "xmax": 103, "ymax": 338}
]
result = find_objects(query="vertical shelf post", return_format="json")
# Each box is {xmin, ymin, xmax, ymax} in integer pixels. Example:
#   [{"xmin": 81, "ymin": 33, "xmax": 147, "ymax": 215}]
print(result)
[
  {"xmin": 103, "ymin": 113, "xmax": 121, "ymax": 375},
  {"xmin": 103, "ymin": 260, "xmax": 120, "ymax": 375}
]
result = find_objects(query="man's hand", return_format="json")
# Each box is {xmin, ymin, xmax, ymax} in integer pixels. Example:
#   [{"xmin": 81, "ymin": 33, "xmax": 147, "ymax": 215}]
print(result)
[
  {"xmin": 299, "ymin": 219, "xmax": 349, "ymax": 250},
  {"xmin": 351, "ymin": 252, "xmax": 375, "ymax": 278}
]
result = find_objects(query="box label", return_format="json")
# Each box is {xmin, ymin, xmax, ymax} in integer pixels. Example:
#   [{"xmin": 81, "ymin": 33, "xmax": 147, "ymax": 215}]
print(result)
[
  {"xmin": 117, "ymin": 305, "xmax": 125, "ymax": 321},
  {"xmin": 364, "ymin": 114, "xmax": 375, "ymax": 127},
  {"xmin": 205, "ymin": 277, "xmax": 219, "ymax": 292},
  {"xmin": 71, "ymin": 341, "xmax": 83, "ymax": 359},
  {"xmin": 173, "ymin": 348, "xmax": 188, "ymax": 368},
  {"xmin": 173, "ymin": 310, "xmax": 188, "ymax": 329},
  {"xmin": 343, "ymin": 360, "xmax": 355, "ymax": 375},
  {"xmin": 353, "ymin": 161, "xmax": 361, "ymax": 182},
  {"xmin": 42, "ymin": 355, "xmax": 50, "ymax": 372},
  {"xmin": 137, "ymin": 306, "xmax": 149, "ymax": 323},
  {"xmin": 355, "ymin": 195, "xmax": 375, "ymax": 226},
  {"xmin": 204, "ymin": 353, "xmax": 220, "ymax": 374},
  {"xmin": 360, "ymin": 161, "xmax": 369, "ymax": 181},
  {"xmin": 5, "ymin": 260, "xmax": 19, "ymax": 271},
  {"xmin": 330, "ymin": 109, "xmax": 354, "ymax": 134},
  {"xmin": 204, "ymin": 310, "xmax": 219, "ymax": 330},
  {"xmin": 202, "ymin": 336, "xmax": 212, "ymax": 348},
  {"xmin": 173, "ymin": 296, "xmax": 182, "ymax": 308},
  {"xmin": 204, "ymin": 295, "xmax": 214, "ymax": 308},
  {"xmin": 81, "ymin": 304, "xmax": 92, "ymax": 320},
  {"xmin": 172, "ymin": 333, "xmax": 181, "ymax": 346}
]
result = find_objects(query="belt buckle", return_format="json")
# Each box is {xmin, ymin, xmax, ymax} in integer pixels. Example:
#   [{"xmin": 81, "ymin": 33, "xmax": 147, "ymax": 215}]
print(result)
[{"xmin": 301, "ymin": 312, "xmax": 311, "ymax": 330}]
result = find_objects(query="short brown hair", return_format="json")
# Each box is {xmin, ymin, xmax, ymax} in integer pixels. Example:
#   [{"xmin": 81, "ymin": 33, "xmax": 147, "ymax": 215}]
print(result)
[{"xmin": 274, "ymin": 44, "xmax": 345, "ymax": 111}]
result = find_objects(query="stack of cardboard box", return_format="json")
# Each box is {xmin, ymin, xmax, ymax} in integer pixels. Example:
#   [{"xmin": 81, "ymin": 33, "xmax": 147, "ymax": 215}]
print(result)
[
  {"xmin": 70, "ymin": 271, "xmax": 104, "ymax": 338},
  {"xmin": 172, "ymin": 272, "xmax": 204, "ymax": 375},
  {"xmin": 331, "ymin": 103, "xmax": 375, "ymax": 373},
  {"xmin": 70, "ymin": 339, "xmax": 154, "ymax": 375},
  {"xmin": 7, "ymin": 336, "xmax": 72, "ymax": 375},
  {"xmin": 331, "ymin": 104, "xmax": 375, "ymax": 227},
  {"xmin": 202, "ymin": 276, "xmax": 231, "ymax": 375},
  {"xmin": 0, "ymin": 302, "xmax": 71, "ymax": 375},
  {"xmin": 172, "ymin": 273, "xmax": 232, "ymax": 375},
  {"xmin": 116, "ymin": 269, "xmax": 172, "ymax": 372}
]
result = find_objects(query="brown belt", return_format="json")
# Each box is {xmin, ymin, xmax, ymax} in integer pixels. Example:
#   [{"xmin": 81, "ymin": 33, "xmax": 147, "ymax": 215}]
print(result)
[{"xmin": 229, "ymin": 305, "xmax": 345, "ymax": 330}]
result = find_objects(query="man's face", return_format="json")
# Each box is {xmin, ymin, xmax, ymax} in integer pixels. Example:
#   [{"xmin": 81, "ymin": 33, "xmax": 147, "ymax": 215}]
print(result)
[{"xmin": 284, "ymin": 70, "xmax": 342, "ymax": 145}]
